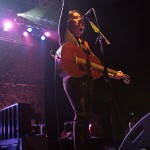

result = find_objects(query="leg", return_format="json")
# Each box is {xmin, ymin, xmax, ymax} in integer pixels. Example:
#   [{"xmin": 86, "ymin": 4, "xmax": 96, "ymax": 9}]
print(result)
[
  {"xmin": 63, "ymin": 76, "xmax": 91, "ymax": 150},
  {"xmin": 74, "ymin": 112, "xmax": 90, "ymax": 150}
]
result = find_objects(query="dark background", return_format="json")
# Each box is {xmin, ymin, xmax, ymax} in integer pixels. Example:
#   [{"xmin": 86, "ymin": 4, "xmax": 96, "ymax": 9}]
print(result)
[
  {"xmin": 45, "ymin": 0, "xmax": 150, "ymax": 144},
  {"xmin": 0, "ymin": 0, "xmax": 150, "ymax": 146}
]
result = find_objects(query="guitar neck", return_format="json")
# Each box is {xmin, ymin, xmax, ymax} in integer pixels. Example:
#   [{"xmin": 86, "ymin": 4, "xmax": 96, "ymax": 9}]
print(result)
[{"xmin": 75, "ymin": 56, "xmax": 118, "ymax": 76}]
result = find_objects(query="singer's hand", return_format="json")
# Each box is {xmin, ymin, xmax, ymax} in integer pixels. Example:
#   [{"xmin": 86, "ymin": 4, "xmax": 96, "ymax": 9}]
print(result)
[
  {"xmin": 108, "ymin": 71, "xmax": 124, "ymax": 80},
  {"xmin": 116, "ymin": 71, "xmax": 124, "ymax": 79}
]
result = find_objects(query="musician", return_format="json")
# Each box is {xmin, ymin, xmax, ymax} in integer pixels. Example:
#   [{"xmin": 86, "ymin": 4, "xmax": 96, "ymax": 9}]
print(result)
[{"xmin": 57, "ymin": 0, "xmax": 124, "ymax": 150}]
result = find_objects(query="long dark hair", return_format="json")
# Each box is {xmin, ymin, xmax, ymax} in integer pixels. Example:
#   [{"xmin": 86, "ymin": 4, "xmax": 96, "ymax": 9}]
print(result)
[{"xmin": 68, "ymin": 10, "xmax": 83, "ymax": 19}]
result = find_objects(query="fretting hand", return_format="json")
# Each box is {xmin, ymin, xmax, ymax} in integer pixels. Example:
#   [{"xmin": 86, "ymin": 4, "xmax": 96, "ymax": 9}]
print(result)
[{"xmin": 116, "ymin": 71, "xmax": 124, "ymax": 79}]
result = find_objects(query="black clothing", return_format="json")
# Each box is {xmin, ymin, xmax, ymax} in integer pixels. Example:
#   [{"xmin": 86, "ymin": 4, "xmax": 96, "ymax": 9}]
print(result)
[
  {"xmin": 63, "ymin": 76, "xmax": 92, "ymax": 150},
  {"xmin": 58, "ymin": 0, "xmax": 93, "ymax": 150}
]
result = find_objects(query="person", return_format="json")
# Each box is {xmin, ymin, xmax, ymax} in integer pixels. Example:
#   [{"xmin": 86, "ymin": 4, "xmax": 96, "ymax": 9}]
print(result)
[{"xmin": 56, "ymin": 0, "xmax": 125, "ymax": 149}]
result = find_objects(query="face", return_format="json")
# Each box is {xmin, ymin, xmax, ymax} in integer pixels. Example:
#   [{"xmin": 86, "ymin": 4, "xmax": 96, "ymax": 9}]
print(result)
[{"xmin": 68, "ymin": 11, "xmax": 85, "ymax": 38}]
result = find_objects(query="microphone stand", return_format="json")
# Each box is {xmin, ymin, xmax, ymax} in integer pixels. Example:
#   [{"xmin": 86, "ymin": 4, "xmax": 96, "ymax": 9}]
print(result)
[{"xmin": 86, "ymin": 18, "xmax": 119, "ymax": 150}]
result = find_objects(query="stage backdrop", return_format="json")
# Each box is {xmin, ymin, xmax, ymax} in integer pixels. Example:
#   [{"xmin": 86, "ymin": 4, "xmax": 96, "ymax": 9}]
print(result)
[{"xmin": 0, "ymin": 33, "xmax": 46, "ymax": 122}]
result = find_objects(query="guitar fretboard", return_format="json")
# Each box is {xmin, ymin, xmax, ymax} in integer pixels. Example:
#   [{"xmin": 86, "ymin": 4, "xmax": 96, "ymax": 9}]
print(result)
[{"xmin": 75, "ymin": 56, "xmax": 118, "ymax": 76}]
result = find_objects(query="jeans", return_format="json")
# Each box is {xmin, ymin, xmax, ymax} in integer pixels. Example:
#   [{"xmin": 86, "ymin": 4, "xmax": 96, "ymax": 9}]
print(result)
[{"xmin": 63, "ymin": 75, "xmax": 92, "ymax": 150}]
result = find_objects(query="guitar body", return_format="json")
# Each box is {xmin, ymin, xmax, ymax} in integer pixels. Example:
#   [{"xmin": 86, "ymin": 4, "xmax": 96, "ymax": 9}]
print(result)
[
  {"xmin": 61, "ymin": 42, "xmax": 102, "ymax": 79},
  {"xmin": 57, "ymin": 42, "xmax": 130, "ymax": 84}
]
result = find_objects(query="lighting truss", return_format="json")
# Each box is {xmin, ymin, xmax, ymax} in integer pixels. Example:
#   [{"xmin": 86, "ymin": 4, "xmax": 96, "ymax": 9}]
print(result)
[{"xmin": 24, "ymin": 0, "xmax": 59, "ymax": 7}]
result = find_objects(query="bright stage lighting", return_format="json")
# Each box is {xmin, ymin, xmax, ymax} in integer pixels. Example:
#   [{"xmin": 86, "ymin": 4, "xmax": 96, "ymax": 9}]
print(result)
[
  {"xmin": 23, "ymin": 31, "xmax": 28, "ymax": 37},
  {"xmin": 27, "ymin": 27, "xmax": 32, "ymax": 32},
  {"xmin": 41, "ymin": 36, "xmax": 45, "ymax": 41},
  {"xmin": 17, "ymin": 13, "xmax": 25, "ymax": 17},
  {"xmin": 44, "ymin": 31, "xmax": 50, "ymax": 37},
  {"xmin": 4, "ymin": 22, "xmax": 12, "ymax": 28},
  {"xmin": 4, "ymin": 27, "xmax": 9, "ymax": 31},
  {"xmin": 3, "ymin": 21, "xmax": 13, "ymax": 31}
]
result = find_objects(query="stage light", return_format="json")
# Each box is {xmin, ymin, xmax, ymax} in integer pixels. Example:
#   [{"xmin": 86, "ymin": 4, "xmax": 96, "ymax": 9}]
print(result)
[
  {"xmin": 4, "ymin": 27, "xmax": 9, "ymax": 31},
  {"xmin": 4, "ymin": 22, "xmax": 12, "ymax": 28},
  {"xmin": 17, "ymin": 13, "xmax": 21, "ymax": 16},
  {"xmin": 17, "ymin": 13, "xmax": 25, "ymax": 17},
  {"xmin": 27, "ymin": 27, "xmax": 32, "ymax": 32},
  {"xmin": 41, "ymin": 35, "xmax": 45, "ymax": 41},
  {"xmin": 23, "ymin": 31, "xmax": 28, "ymax": 37},
  {"xmin": 3, "ymin": 21, "xmax": 13, "ymax": 31},
  {"xmin": 44, "ymin": 31, "xmax": 50, "ymax": 37}
]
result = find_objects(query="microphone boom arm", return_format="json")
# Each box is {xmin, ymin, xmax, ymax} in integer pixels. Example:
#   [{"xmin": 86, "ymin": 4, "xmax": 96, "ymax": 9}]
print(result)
[{"xmin": 86, "ymin": 17, "xmax": 111, "ymax": 45}]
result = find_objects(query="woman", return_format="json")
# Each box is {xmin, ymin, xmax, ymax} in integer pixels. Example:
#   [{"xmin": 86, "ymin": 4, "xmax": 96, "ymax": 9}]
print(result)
[
  {"xmin": 57, "ymin": 0, "xmax": 94, "ymax": 150},
  {"xmin": 57, "ymin": 0, "xmax": 124, "ymax": 150}
]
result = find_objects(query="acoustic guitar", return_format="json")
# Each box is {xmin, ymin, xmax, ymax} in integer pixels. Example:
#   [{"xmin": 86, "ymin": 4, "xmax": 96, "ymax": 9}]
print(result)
[{"xmin": 58, "ymin": 42, "xmax": 130, "ymax": 84}]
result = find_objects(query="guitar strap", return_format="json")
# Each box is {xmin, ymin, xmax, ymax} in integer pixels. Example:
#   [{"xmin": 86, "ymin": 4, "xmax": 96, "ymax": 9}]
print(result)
[
  {"xmin": 80, "ymin": 44, "xmax": 90, "ymax": 55},
  {"xmin": 77, "ymin": 39, "xmax": 91, "ymax": 55}
]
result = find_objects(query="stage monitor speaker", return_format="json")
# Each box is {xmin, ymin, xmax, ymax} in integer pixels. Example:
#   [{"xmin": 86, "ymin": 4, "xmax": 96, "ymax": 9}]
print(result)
[{"xmin": 119, "ymin": 112, "xmax": 150, "ymax": 150}]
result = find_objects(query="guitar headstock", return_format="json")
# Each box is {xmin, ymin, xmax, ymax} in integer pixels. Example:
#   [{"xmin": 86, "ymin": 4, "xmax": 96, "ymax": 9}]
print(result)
[
  {"xmin": 123, "ymin": 75, "xmax": 131, "ymax": 84},
  {"xmin": 116, "ymin": 71, "xmax": 131, "ymax": 84}
]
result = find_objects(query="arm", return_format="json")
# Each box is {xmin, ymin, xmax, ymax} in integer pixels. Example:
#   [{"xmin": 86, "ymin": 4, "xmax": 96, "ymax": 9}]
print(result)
[{"xmin": 58, "ymin": 0, "xmax": 69, "ymax": 45}]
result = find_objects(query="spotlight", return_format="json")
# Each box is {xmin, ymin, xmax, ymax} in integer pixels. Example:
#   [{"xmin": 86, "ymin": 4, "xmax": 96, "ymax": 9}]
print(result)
[
  {"xmin": 4, "ymin": 22, "xmax": 12, "ymax": 28},
  {"xmin": 44, "ymin": 31, "xmax": 50, "ymax": 37},
  {"xmin": 27, "ymin": 27, "xmax": 32, "ymax": 32},
  {"xmin": 17, "ymin": 13, "xmax": 24, "ymax": 17},
  {"xmin": 23, "ymin": 31, "xmax": 28, "ymax": 36},
  {"xmin": 4, "ymin": 27, "xmax": 9, "ymax": 31},
  {"xmin": 3, "ymin": 21, "xmax": 13, "ymax": 31},
  {"xmin": 41, "ymin": 36, "xmax": 45, "ymax": 41}
]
